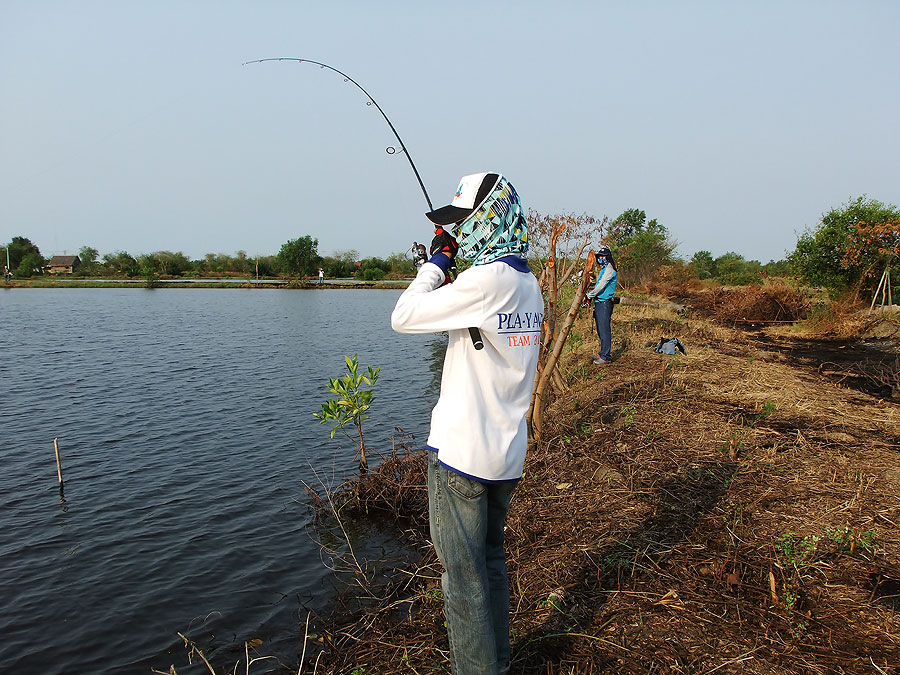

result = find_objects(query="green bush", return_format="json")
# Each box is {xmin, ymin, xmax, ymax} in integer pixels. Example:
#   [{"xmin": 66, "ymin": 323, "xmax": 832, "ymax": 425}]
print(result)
[{"xmin": 357, "ymin": 267, "xmax": 385, "ymax": 281}]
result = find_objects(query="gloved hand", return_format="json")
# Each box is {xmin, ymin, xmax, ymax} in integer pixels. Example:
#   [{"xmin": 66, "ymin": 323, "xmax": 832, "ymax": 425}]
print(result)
[{"xmin": 429, "ymin": 227, "xmax": 459, "ymax": 260}]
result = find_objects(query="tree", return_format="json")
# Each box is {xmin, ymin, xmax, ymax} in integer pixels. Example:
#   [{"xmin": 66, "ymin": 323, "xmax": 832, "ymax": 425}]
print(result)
[
  {"xmin": 78, "ymin": 246, "xmax": 99, "ymax": 265},
  {"xmin": 153, "ymin": 251, "xmax": 191, "ymax": 276},
  {"xmin": 322, "ymin": 249, "xmax": 360, "ymax": 278},
  {"xmin": 355, "ymin": 256, "xmax": 389, "ymax": 280},
  {"xmin": 607, "ymin": 208, "xmax": 646, "ymax": 241},
  {"xmin": 102, "ymin": 251, "xmax": 139, "ymax": 276},
  {"xmin": 255, "ymin": 255, "xmax": 279, "ymax": 277},
  {"xmin": 524, "ymin": 210, "xmax": 600, "ymax": 441},
  {"xmin": 385, "ymin": 251, "xmax": 416, "ymax": 277},
  {"xmin": 789, "ymin": 196, "xmax": 900, "ymax": 296},
  {"xmin": 608, "ymin": 210, "xmax": 677, "ymax": 286},
  {"xmin": 74, "ymin": 246, "xmax": 102, "ymax": 276},
  {"xmin": 7, "ymin": 236, "xmax": 42, "ymax": 271},
  {"xmin": 16, "ymin": 252, "xmax": 46, "ymax": 277},
  {"xmin": 762, "ymin": 259, "xmax": 791, "ymax": 277},
  {"xmin": 527, "ymin": 209, "xmax": 598, "ymax": 347},
  {"xmin": 277, "ymin": 235, "xmax": 320, "ymax": 276},
  {"xmin": 842, "ymin": 217, "xmax": 900, "ymax": 293},
  {"xmin": 713, "ymin": 252, "xmax": 762, "ymax": 285},
  {"xmin": 689, "ymin": 250, "xmax": 715, "ymax": 280}
]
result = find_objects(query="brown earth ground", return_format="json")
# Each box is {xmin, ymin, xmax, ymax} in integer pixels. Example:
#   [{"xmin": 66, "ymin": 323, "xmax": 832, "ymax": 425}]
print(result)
[{"xmin": 303, "ymin": 291, "xmax": 900, "ymax": 675}]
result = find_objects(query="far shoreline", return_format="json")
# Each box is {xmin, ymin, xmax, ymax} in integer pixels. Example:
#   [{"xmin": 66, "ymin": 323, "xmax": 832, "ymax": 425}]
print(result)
[{"xmin": 1, "ymin": 277, "xmax": 412, "ymax": 290}]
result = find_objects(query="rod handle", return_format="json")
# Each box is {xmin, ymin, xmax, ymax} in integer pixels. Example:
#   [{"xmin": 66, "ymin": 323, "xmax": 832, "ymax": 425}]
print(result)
[{"xmin": 468, "ymin": 327, "xmax": 484, "ymax": 350}]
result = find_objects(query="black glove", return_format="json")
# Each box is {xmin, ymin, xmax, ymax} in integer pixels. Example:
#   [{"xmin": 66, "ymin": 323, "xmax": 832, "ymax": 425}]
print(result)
[{"xmin": 429, "ymin": 227, "xmax": 459, "ymax": 260}]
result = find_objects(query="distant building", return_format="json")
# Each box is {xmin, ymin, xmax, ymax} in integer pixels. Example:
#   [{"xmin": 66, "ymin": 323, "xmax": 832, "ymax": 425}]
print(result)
[{"xmin": 47, "ymin": 255, "xmax": 81, "ymax": 275}]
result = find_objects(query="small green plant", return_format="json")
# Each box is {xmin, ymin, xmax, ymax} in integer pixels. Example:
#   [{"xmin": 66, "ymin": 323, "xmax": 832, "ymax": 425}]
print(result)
[
  {"xmin": 784, "ymin": 591, "xmax": 798, "ymax": 612},
  {"xmin": 774, "ymin": 532, "xmax": 820, "ymax": 566},
  {"xmin": 752, "ymin": 400, "xmax": 777, "ymax": 425},
  {"xmin": 569, "ymin": 364, "xmax": 589, "ymax": 381},
  {"xmin": 599, "ymin": 552, "xmax": 630, "ymax": 571},
  {"xmin": 568, "ymin": 331, "xmax": 584, "ymax": 352},
  {"xmin": 314, "ymin": 354, "xmax": 381, "ymax": 472},
  {"xmin": 621, "ymin": 404, "xmax": 637, "ymax": 427},
  {"xmin": 718, "ymin": 430, "xmax": 746, "ymax": 460},
  {"xmin": 857, "ymin": 529, "xmax": 879, "ymax": 552},
  {"xmin": 790, "ymin": 620, "xmax": 808, "ymax": 641},
  {"xmin": 824, "ymin": 525, "xmax": 879, "ymax": 554}
]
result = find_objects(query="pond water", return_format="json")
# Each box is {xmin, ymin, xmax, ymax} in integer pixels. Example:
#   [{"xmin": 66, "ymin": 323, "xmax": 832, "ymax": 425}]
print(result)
[{"xmin": 0, "ymin": 288, "xmax": 441, "ymax": 674}]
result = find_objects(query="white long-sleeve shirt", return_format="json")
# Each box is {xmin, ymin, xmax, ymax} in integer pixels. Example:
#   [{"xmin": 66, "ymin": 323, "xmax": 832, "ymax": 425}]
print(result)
[{"xmin": 391, "ymin": 256, "xmax": 544, "ymax": 482}]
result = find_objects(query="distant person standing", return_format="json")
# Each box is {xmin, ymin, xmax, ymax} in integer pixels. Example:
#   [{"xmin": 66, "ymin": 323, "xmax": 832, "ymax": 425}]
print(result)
[
  {"xmin": 586, "ymin": 247, "xmax": 617, "ymax": 364},
  {"xmin": 317, "ymin": 268, "xmax": 324, "ymax": 285}
]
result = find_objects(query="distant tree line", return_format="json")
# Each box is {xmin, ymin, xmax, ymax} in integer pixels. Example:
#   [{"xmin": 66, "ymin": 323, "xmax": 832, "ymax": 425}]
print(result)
[
  {"xmin": 6, "ymin": 195, "xmax": 897, "ymax": 300},
  {"xmin": 3, "ymin": 235, "xmax": 418, "ymax": 281}
]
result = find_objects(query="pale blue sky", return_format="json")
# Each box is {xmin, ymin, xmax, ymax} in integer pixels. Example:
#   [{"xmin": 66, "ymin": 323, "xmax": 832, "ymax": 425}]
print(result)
[{"xmin": 2, "ymin": 1, "xmax": 898, "ymax": 264}]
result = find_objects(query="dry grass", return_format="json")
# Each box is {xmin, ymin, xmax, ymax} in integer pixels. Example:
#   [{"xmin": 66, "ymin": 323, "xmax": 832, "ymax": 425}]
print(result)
[{"xmin": 303, "ymin": 301, "xmax": 900, "ymax": 674}]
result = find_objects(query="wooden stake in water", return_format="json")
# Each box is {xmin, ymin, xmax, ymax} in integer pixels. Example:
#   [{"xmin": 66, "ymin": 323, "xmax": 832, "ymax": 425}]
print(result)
[{"xmin": 53, "ymin": 437, "xmax": 64, "ymax": 488}]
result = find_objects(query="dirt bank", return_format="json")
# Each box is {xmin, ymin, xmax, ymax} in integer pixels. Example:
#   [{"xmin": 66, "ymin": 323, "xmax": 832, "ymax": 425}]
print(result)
[{"xmin": 306, "ymin": 302, "xmax": 900, "ymax": 674}]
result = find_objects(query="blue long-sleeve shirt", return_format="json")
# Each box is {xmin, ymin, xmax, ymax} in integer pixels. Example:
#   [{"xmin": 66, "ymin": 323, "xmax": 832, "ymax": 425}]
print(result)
[{"xmin": 586, "ymin": 263, "xmax": 617, "ymax": 302}]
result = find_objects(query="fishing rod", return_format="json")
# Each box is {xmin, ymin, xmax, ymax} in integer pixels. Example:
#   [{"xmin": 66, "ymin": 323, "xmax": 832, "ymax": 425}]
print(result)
[
  {"xmin": 242, "ymin": 57, "xmax": 484, "ymax": 350},
  {"xmin": 242, "ymin": 57, "xmax": 433, "ymax": 211}
]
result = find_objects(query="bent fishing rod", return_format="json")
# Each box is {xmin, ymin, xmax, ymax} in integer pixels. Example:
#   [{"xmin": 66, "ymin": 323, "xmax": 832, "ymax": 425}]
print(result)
[{"xmin": 243, "ymin": 57, "xmax": 484, "ymax": 350}]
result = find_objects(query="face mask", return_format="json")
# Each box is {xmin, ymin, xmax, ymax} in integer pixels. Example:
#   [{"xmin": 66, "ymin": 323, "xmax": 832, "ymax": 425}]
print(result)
[{"xmin": 452, "ymin": 175, "xmax": 528, "ymax": 265}]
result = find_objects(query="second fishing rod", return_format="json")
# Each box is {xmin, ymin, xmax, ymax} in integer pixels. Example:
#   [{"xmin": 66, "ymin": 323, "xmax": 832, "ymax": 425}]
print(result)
[{"xmin": 243, "ymin": 57, "xmax": 484, "ymax": 350}]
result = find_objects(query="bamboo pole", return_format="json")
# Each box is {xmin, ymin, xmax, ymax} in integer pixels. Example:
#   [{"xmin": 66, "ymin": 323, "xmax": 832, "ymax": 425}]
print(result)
[
  {"xmin": 870, "ymin": 269, "xmax": 887, "ymax": 312},
  {"xmin": 53, "ymin": 437, "xmax": 64, "ymax": 489},
  {"xmin": 887, "ymin": 269, "xmax": 893, "ymax": 310}
]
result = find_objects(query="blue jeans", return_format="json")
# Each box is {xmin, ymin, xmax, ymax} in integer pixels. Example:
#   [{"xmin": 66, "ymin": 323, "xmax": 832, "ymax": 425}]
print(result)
[
  {"xmin": 428, "ymin": 452, "xmax": 516, "ymax": 675},
  {"xmin": 593, "ymin": 299, "xmax": 614, "ymax": 360}
]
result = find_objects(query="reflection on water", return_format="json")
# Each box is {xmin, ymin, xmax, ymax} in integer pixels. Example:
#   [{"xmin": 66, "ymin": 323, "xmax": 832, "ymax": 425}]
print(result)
[{"xmin": 0, "ymin": 288, "xmax": 443, "ymax": 675}]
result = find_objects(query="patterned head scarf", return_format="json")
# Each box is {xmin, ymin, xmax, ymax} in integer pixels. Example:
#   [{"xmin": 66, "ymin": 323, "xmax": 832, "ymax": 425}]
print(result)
[{"xmin": 449, "ymin": 175, "xmax": 528, "ymax": 265}]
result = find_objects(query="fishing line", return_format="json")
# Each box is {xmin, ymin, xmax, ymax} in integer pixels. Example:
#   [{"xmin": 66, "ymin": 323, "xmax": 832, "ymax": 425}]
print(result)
[
  {"xmin": 242, "ymin": 57, "xmax": 433, "ymax": 211},
  {"xmin": 244, "ymin": 57, "xmax": 484, "ymax": 350}
]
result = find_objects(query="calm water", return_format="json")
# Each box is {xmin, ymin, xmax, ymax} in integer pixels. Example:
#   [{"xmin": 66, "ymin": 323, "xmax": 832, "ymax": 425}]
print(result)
[{"xmin": 0, "ymin": 288, "xmax": 441, "ymax": 674}]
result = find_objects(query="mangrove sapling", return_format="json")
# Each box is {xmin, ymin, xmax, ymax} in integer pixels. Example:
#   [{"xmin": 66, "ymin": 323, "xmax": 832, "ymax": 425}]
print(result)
[{"xmin": 313, "ymin": 354, "xmax": 380, "ymax": 472}]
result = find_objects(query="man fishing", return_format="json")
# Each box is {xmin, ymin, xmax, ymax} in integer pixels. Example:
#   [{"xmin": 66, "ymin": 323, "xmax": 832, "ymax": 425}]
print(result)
[
  {"xmin": 392, "ymin": 172, "xmax": 543, "ymax": 675},
  {"xmin": 585, "ymin": 246, "xmax": 617, "ymax": 364}
]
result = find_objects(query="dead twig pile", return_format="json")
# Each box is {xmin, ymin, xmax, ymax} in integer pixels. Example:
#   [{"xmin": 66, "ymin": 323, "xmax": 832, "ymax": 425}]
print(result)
[{"xmin": 679, "ymin": 281, "xmax": 812, "ymax": 325}]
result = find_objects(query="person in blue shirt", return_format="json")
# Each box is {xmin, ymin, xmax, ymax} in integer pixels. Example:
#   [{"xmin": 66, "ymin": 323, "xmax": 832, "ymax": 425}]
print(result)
[{"xmin": 585, "ymin": 247, "xmax": 617, "ymax": 364}]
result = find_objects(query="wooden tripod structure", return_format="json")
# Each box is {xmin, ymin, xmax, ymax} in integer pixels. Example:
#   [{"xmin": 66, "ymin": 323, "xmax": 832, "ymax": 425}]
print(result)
[{"xmin": 869, "ymin": 266, "xmax": 894, "ymax": 312}]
